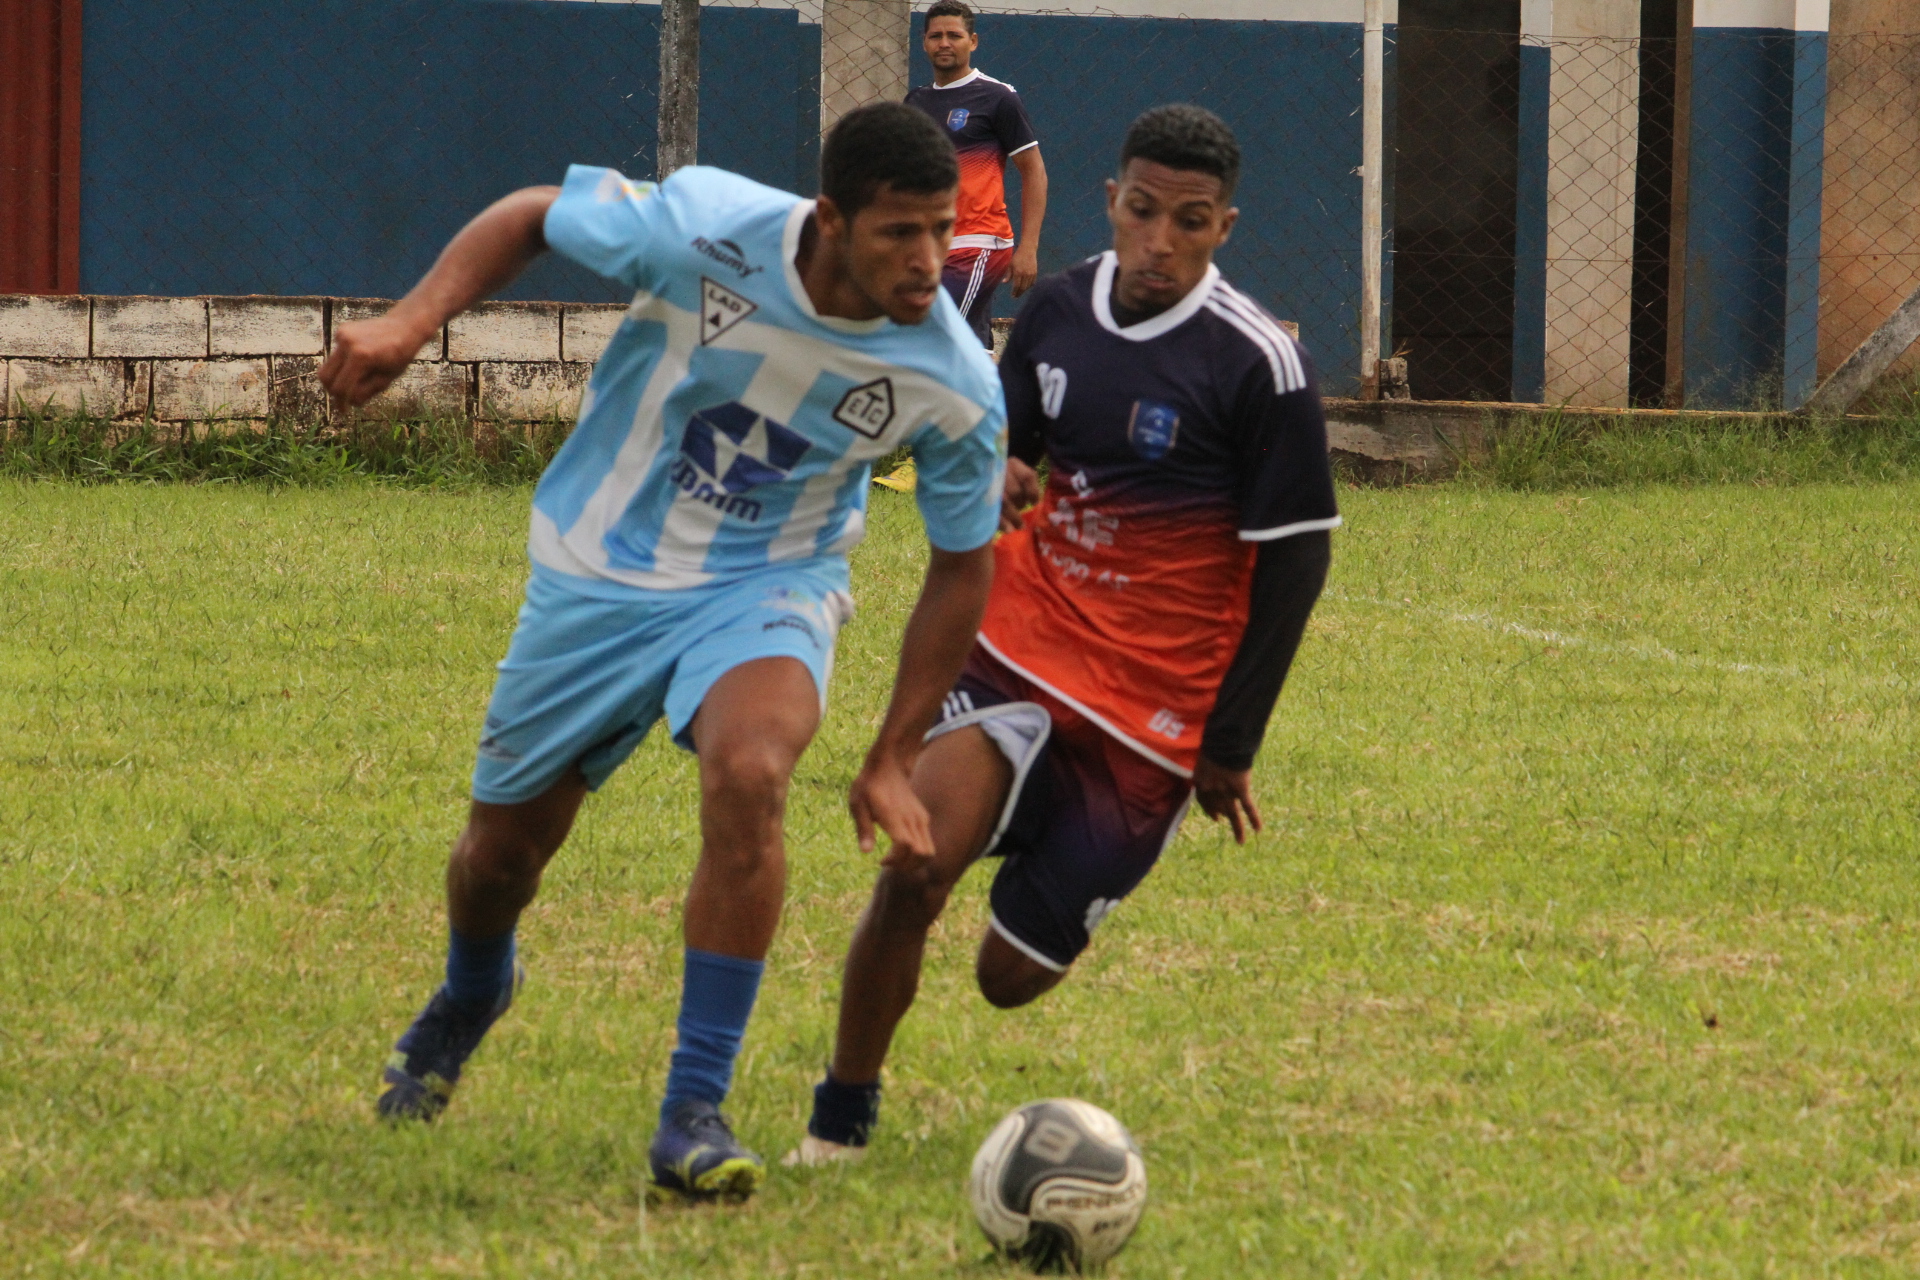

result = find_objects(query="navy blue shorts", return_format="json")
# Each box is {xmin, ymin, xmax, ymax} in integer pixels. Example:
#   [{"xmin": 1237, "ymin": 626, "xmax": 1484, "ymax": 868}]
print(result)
[
  {"xmin": 941, "ymin": 246, "xmax": 1012, "ymax": 349},
  {"xmin": 931, "ymin": 648, "xmax": 1193, "ymax": 971}
]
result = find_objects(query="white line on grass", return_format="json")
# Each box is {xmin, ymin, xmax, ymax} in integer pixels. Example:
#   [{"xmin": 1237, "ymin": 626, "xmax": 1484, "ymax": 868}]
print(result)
[{"xmin": 1324, "ymin": 590, "xmax": 1803, "ymax": 680}]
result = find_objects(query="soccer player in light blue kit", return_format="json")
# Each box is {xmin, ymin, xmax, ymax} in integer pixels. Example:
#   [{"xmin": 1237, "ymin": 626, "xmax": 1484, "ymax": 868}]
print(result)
[{"xmin": 315, "ymin": 104, "xmax": 1004, "ymax": 1203}]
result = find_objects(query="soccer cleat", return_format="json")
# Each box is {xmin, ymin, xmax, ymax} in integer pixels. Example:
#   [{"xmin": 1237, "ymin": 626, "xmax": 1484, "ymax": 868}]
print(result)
[
  {"xmin": 872, "ymin": 459, "xmax": 917, "ymax": 493},
  {"xmin": 375, "ymin": 964, "xmax": 523, "ymax": 1122},
  {"xmin": 781, "ymin": 1134, "xmax": 866, "ymax": 1168},
  {"xmin": 647, "ymin": 1099, "xmax": 766, "ymax": 1204}
]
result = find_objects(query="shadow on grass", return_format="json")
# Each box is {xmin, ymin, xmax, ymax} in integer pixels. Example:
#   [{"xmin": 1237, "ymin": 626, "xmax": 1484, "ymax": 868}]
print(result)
[{"xmin": 0, "ymin": 410, "xmax": 568, "ymax": 487}]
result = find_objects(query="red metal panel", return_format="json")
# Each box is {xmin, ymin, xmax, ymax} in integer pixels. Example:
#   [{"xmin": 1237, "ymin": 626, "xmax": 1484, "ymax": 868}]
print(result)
[{"xmin": 1, "ymin": 0, "xmax": 83, "ymax": 294}]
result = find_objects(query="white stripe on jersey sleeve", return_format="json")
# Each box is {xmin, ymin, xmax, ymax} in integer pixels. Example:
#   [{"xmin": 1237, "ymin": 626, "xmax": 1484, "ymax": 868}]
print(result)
[
  {"xmin": 1239, "ymin": 515, "xmax": 1345, "ymax": 542},
  {"xmin": 1212, "ymin": 283, "xmax": 1306, "ymax": 389},
  {"xmin": 1205, "ymin": 299, "xmax": 1299, "ymax": 394},
  {"xmin": 1207, "ymin": 286, "xmax": 1307, "ymax": 392}
]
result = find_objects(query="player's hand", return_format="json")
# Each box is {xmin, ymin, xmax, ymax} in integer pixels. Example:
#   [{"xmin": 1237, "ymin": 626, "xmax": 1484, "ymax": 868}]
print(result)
[
  {"xmin": 849, "ymin": 752, "xmax": 935, "ymax": 864},
  {"xmin": 316, "ymin": 312, "xmax": 438, "ymax": 411},
  {"xmin": 1000, "ymin": 456, "xmax": 1041, "ymax": 532},
  {"xmin": 1193, "ymin": 755, "xmax": 1262, "ymax": 845},
  {"xmin": 1010, "ymin": 245, "xmax": 1040, "ymax": 298}
]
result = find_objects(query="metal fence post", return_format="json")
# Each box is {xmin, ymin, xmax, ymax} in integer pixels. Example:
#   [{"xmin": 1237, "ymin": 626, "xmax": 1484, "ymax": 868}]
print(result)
[
  {"xmin": 1360, "ymin": 0, "xmax": 1385, "ymax": 400},
  {"xmin": 659, "ymin": 0, "xmax": 699, "ymax": 179}
]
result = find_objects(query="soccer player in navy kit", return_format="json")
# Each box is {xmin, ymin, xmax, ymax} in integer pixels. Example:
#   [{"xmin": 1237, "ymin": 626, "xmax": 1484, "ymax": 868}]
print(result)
[
  {"xmin": 792, "ymin": 105, "xmax": 1338, "ymax": 1164},
  {"xmin": 905, "ymin": 0, "xmax": 1049, "ymax": 348}
]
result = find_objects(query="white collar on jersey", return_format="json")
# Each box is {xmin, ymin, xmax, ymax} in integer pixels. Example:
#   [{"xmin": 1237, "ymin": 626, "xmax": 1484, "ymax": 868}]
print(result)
[
  {"xmin": 1091, "ymin": 250, "xmax": 1221, "ymax": 341},
  {"xmin": 782, "ymin": 199, "xmax": 889, "ymax": 334},
  {"xmin": 928, "ymin": 68, "xmax": 987, "ymax": 90}
]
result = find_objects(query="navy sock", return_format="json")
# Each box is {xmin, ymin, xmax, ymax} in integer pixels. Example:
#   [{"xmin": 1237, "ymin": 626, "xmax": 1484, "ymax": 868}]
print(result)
[
  {"xmin": 445, "ymin": 926, "xmax": 515, "ymax": 1011},
  {"xmin": 808, "ymin": 1072, "xmax": 882, "ymax": 1146},
  {"xmin": 660, "ymin": 948, "xmax": 765, "ymax": 1125}
]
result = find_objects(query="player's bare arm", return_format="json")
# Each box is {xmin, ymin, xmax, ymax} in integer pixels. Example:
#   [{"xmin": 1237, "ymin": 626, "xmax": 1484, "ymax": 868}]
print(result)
[
  {"xmin": 1008, "ymin": 145, "xmax": 1048, "ymax": 297},
  {"xmin": 849, "ymin": 543, "xmax": 995, "ymax": 858},
  {"xmin": 999, "ymin": 454, "xmax": 1040, "ymax": 531},
  {"xmin": 316, "ymin": 186, "xmax": 557, "ymax": 410}
]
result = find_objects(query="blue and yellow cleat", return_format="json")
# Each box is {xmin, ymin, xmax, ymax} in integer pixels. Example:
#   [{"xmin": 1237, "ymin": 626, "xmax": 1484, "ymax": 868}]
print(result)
[
  {"xmin": 647, "ymin": 1099, "xmax": 765, "ymax": 1204},
  {"xmin": 375, "ymin": 965, "xmax": 523, "ymax": 1122}
]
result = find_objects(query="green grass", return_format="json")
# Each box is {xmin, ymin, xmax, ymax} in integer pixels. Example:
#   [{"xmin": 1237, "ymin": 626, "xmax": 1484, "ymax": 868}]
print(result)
[{"xmin": 5, "ymin": 475, "xmax": 1920, "ymax": 1276}]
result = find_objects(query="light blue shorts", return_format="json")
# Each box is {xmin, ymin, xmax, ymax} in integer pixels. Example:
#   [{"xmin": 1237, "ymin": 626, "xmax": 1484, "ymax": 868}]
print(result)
[{"xmin": 471, "ymin": 562, "xmax": 855, "ymax": 805}]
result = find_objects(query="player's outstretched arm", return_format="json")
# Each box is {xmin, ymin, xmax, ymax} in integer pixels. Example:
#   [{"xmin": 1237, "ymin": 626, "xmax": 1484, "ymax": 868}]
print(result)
[
  {"xmin": 316, "ymin": 186, "xmax": 560, "ymax": 410},
  {"xmin": 848, "ymin": 542, "xmax": 994, "ymax": 863}
]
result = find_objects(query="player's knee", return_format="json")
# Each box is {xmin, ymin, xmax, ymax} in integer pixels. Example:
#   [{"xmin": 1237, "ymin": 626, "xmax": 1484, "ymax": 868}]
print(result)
[
  {"xmin": 699, "ymin": 740, "xmax": 793, "ymax": 815},
  {"xmin": 454, "ymin": 829, "xmax": 548, "ymax": 901},
  {"xmin": 874, "ymin": 864, "xmax": 957, "ymax": 932},
  {"xmin": 975, "ymin": 954, "xmax": 1064, "ymax": 1010}
]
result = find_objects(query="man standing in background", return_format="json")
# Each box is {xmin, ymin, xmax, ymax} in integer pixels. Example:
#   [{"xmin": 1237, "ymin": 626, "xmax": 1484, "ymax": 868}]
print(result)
[{"xmin": 905, "ymin": 0, "xmax": 1048, "ymax": 349}]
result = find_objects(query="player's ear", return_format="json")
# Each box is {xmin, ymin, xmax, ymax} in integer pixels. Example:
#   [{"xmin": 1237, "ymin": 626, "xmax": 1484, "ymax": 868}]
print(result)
[
  {"xmin": 1104, "ymin": 178, "xmax": 1120, "ymax": 219},
  {"xmin": 1217, "ymin": 205, "xmax": 1239, "ymax": 245},
  {"xmin": 815, "ymin": 194, "xmax": 848, "ymax": 241}
]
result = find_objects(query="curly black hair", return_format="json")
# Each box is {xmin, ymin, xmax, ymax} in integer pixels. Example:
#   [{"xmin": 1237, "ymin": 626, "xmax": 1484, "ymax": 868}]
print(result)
[
  {"xmin": 821, "ymin": 102, "xmax": 960, "ymax": 219},
  {"xmin": 1119, "ymin": 104, "xmax": 1241, "ymax": 199}
]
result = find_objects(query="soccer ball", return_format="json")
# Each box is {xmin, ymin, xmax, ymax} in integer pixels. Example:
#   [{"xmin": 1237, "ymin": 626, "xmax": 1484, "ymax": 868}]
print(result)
[{"xmin": 968, "ymin": 1099, "xmax": 1148, "ymax": 1272}]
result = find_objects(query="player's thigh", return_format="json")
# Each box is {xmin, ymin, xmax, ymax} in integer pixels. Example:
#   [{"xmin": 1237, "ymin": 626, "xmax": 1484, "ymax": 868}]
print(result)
[
  {"xmin": 667, "ymin": 569, "xmax": 852, "ymax": 801},
  {"xmin": 910, "ymin": 722, "xmax": 1017, "ymax": 889},
  {"xmin": 687, "ymin": 656, "xmax": 822, "ymax": 800}
]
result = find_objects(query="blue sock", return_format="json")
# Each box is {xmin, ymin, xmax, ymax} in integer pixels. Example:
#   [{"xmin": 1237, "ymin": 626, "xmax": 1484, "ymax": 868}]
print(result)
[
  {"xmin": 445, "ymin": 926, "xmax": 515, "ymax": 1011},
  {"xmin": 660, "ymin": 948, "xmax": 765, "ymax": 1125}
]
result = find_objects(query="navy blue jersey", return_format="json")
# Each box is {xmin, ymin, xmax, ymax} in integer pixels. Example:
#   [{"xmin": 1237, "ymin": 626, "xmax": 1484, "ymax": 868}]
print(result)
[
  {"xmin": 978, "ymin": 251, "xmax": 1339, "ymax": 771},
  {"xmin": 904, "ymin": 69, "xmax": 1037, "ymax": 247}
]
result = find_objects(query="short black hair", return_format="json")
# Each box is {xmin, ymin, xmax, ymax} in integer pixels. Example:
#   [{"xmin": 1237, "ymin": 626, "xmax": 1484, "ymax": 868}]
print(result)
[
  {"xmin": 1119, "ymin": 104, "xmax": 1241, "ymax": 199},
  {"xmin": 821, "ymin": 102, "xmax": 959, "ymax": 219},
  {"xmin": 925, "ymin": 0, "xmax": 976, "ymax": 34}
]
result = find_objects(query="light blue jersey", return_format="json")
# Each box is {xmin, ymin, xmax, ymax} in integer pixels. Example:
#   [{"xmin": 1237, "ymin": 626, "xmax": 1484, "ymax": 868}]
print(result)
[{"xmin": 534, "ymin": 164, "xmax": 1007, "ymax": 594}]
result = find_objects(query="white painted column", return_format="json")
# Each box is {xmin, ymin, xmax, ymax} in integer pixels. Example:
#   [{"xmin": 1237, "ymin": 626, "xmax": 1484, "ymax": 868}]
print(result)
[
  {"xmin": 1542, "ymin": 0, "xmax": 1641, "ymax": 406},
  {"xmin": 820, "ymin": 0, "xmax": 910, "ymax": 134}
]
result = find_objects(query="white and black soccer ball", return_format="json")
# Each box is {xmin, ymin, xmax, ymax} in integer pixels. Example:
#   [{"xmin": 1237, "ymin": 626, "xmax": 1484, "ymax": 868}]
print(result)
[{"xmin": 968, "ymin": 1098, "xmax": 1148, "ymax": 1272}]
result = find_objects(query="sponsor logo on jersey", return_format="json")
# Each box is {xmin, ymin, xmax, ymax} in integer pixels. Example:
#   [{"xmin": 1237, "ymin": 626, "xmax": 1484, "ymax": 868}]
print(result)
[
  {"xmin": 833, "ymin": 377, "xmax": 896, "ymax": 438},
  {"xmin": 670, "ymin": 400, "xmax": 812, "ymax": 522},
  {"xmin": 1036, "ymin": 361, "xmax": 1067, "ymax": 419},
  {"xmin": 700, "ymin": 277, "xmax": 757, "ymax": 344},
  {"xmin": 692, "ymin": 237, "xmax": 762, "ymax": 278},
  {"xmin": 1127, "ymin": 400, "xmax": 1180, "ymax": 460},
  {"xmin": 946, "ymin": 107, "xmax": 970, "ymax": 131}
]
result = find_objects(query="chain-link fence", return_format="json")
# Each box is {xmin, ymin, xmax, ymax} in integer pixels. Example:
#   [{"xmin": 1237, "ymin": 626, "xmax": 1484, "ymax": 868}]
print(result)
[{"xmin": 18, "ymin": 3, "xmax": 1920, "ymax": 411}]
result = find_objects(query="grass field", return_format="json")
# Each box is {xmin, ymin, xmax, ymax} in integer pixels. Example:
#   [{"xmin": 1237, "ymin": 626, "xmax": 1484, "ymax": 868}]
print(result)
[{"xmin": 5, "ymin": 471, "xmax": 1920, "ymax": 1277}]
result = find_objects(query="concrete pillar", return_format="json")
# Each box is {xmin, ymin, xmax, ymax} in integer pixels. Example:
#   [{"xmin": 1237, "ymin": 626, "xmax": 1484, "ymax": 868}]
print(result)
[
  {"xmin": 820, "ymin": 0, "xmax": 910, "ymax": 135},
  {"xmin": 1544, "ymin": 1, "xmax": 1641, "ymax": 407}
]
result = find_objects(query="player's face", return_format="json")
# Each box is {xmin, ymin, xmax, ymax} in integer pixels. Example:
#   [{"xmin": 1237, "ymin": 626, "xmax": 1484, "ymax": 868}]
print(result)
[
  {"xmin": 831, "ymin": 185, "xmax": 958, "ymax": 325},
  {"xmin": 1105, "ymin": 159, "xmax": 1240, "ymax": 315},
  {"xmin": 924, "ymin": 17, "xmax": 978, "ymax": 73}
]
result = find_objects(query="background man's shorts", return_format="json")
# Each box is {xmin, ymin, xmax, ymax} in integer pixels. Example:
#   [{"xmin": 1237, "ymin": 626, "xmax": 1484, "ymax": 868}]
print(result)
[
  {"xmin": 471, "ymin": 562, "xmax": 853, "ymax": 805},
  {"xmin": 929, "ymin": 647, "xmax": 1193, "ymax": 971},
  {"xmin": 942, "ymin": 246, "xmax": 1014, "ymax": 349}
]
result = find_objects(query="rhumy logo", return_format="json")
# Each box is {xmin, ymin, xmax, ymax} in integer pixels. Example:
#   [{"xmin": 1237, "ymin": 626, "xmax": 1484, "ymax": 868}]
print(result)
[
  {"xmin": 670, "ymin": 401, "xmax": 812, "ymax": 522},
  {"xmin": 701, "ymin": 277, "xmax": 756, "ymax": 344}
]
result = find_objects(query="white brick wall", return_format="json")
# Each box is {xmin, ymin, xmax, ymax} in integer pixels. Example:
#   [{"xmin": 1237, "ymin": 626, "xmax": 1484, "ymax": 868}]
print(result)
[
  {"xmin": 0, "ymin": 294, "xmax": 616, "ymax": 423},
  {"xmin": 93, "ymin": 297, "xmax": 208, "ymax": 358},
  {"xmin": 0, "ymin": 296, "xmax": 90, "ymax": 357}
]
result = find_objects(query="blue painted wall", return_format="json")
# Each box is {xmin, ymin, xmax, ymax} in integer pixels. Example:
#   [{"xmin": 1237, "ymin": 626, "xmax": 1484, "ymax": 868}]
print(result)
[
  {"xmin": 940, "ymin": 13, "xmax": 1368, "ymax": 387},
  {"xmin": 1682, "ymin": 27, "xmax": 1798, "ymax": 408},
  {"xmin": 80, "ymin": 0, "xmax": 817, "ymax": 302},
  {"xmin": 1510, "ymin": 40, "xmax": 1549, "ymax": 403}
]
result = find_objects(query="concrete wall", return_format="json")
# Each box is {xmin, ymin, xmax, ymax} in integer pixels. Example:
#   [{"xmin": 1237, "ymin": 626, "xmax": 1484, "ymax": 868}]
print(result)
[
  {"xmin": 821, "ymin": 0, "xmax": 908, "ymax": 133},
  {"xmin": 0, "ymin": 294, "xmax": 625, "ymax": 424}
]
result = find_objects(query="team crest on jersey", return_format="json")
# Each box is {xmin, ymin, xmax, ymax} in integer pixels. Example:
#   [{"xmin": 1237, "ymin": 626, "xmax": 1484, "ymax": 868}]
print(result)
[
  {"xmin": 671, "ymin": 400, "xmax": 812, "ymax": 521},
  {"xmin": 946, "ymin": 107, "xmax": 970, "ymax": 131},
  {"xmin": 1127, "ymin": 400, "xmax": 1180, "ymax": 460},
  {"xmin": 700, "ymin": 277, "xmax": 757, "ymax": 344},
  {"xmin": 833, "ymin": 377, "xmax": 896, "ymax": 438}
]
